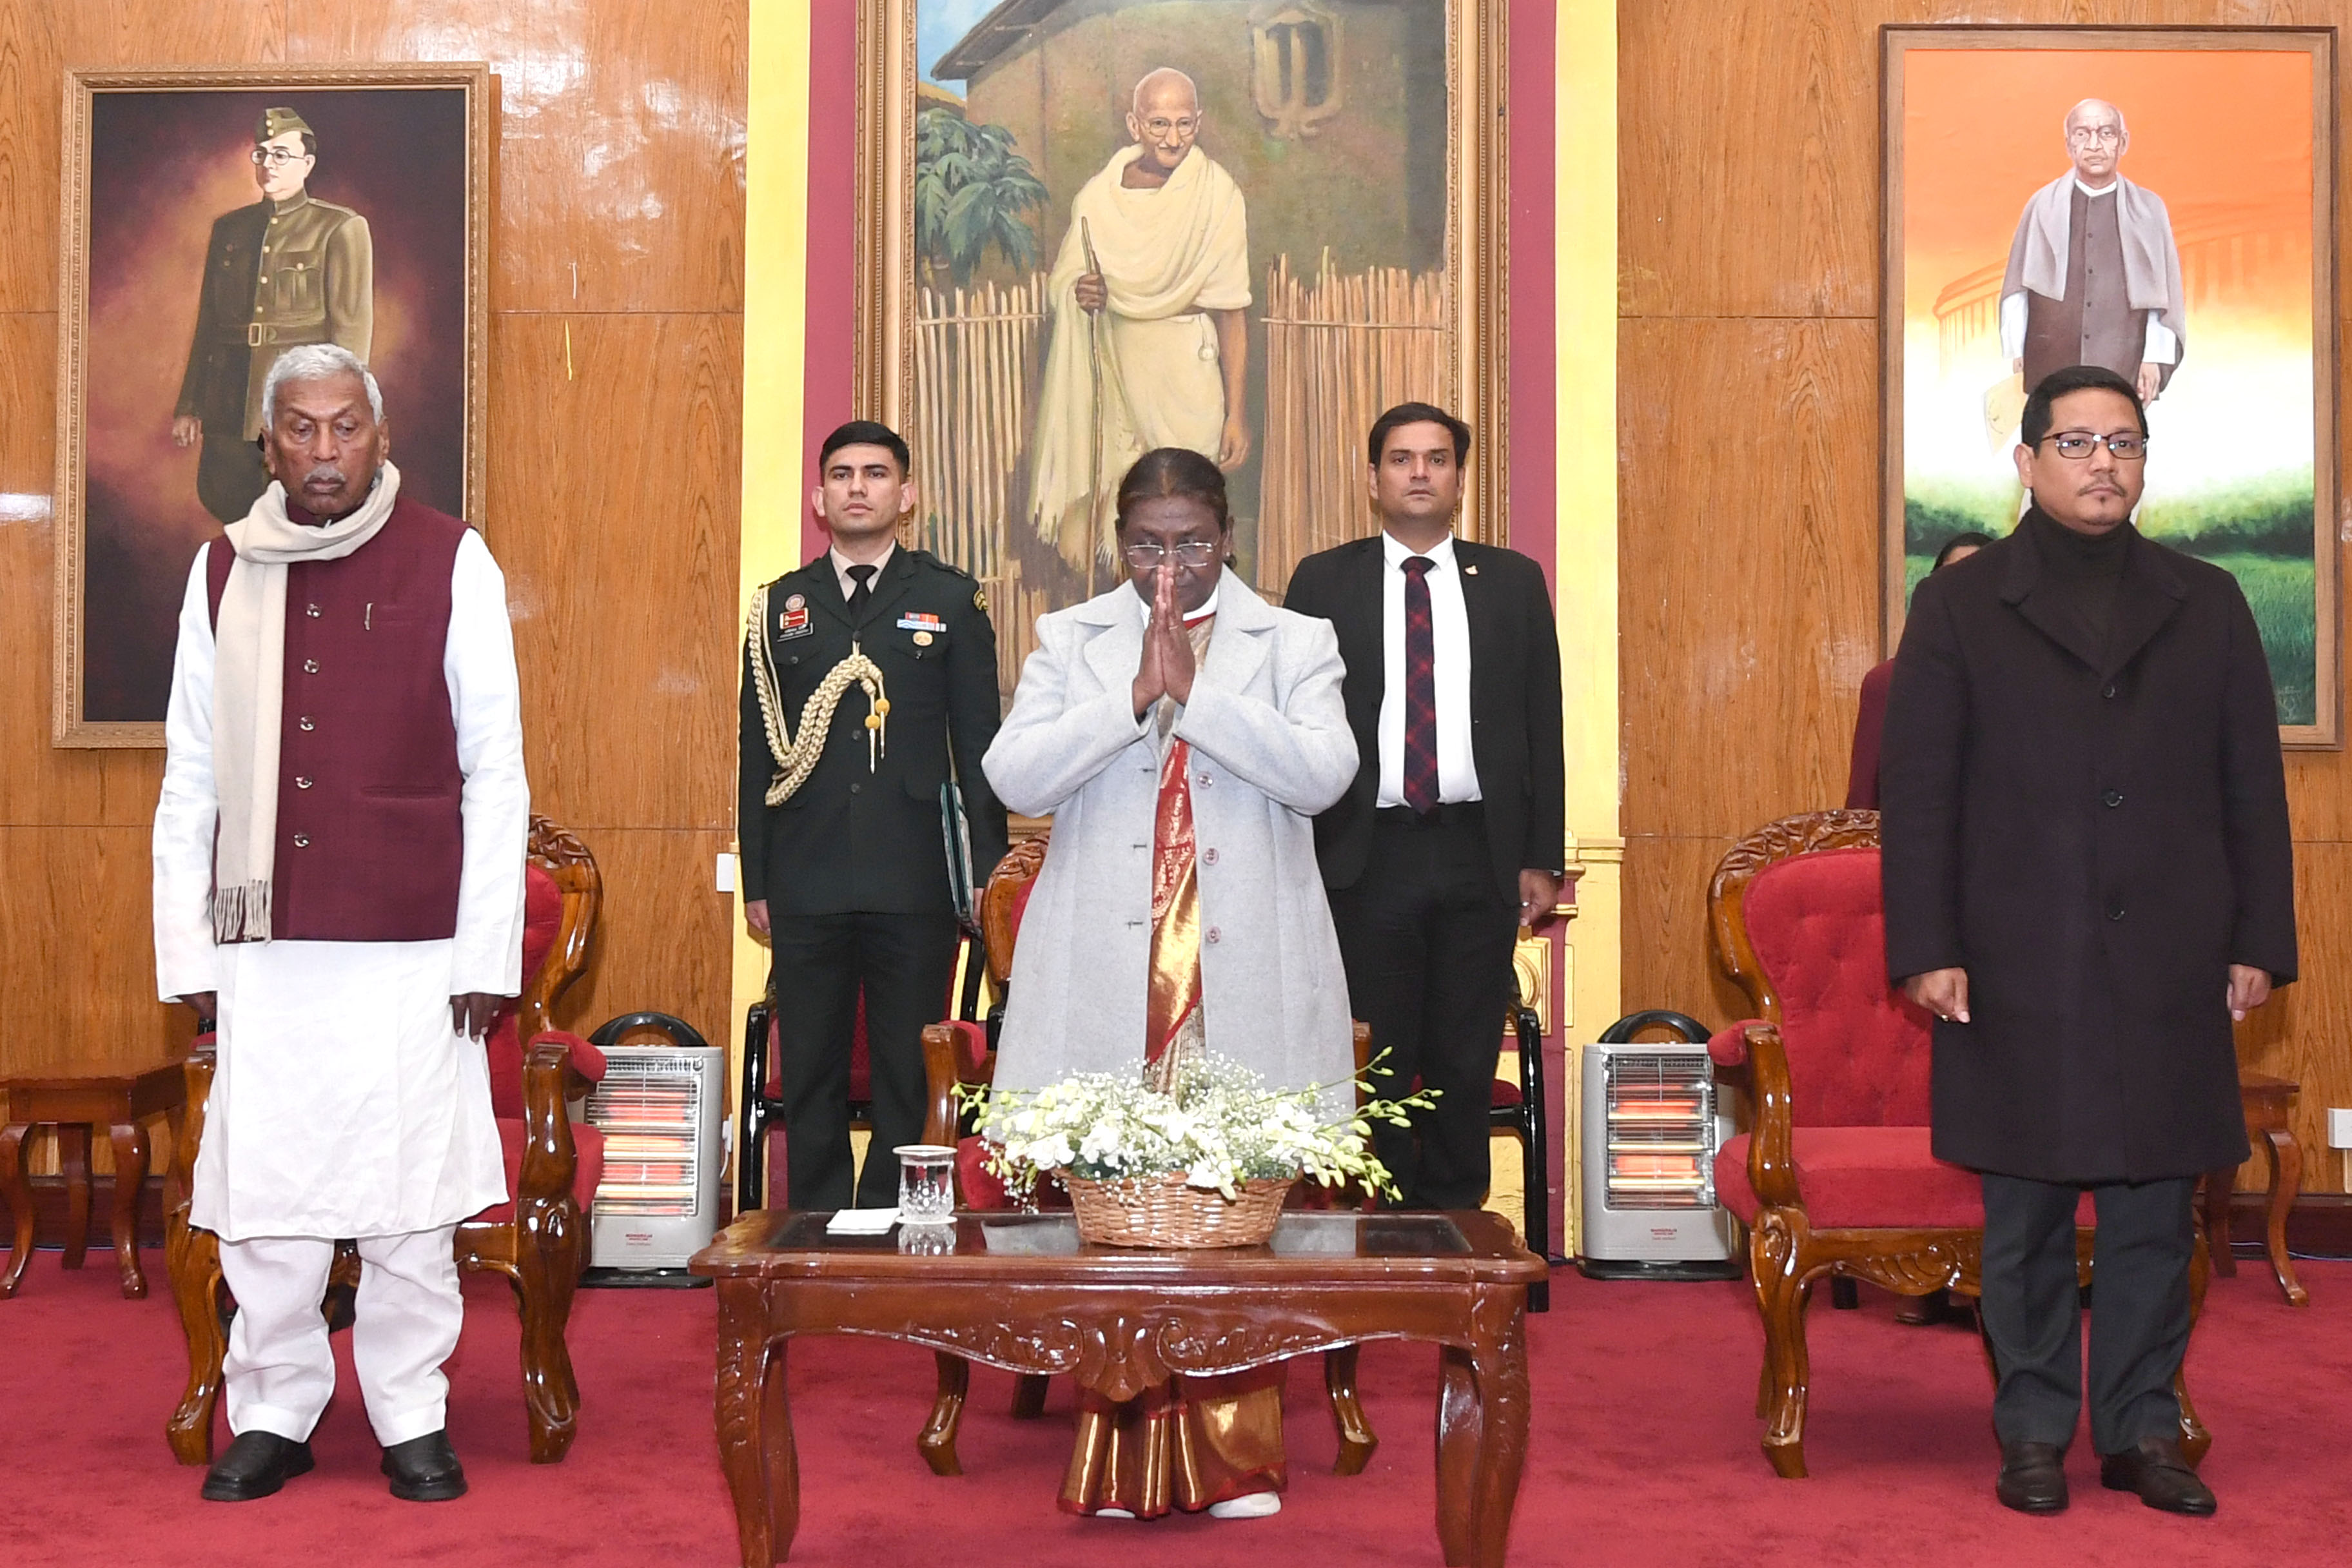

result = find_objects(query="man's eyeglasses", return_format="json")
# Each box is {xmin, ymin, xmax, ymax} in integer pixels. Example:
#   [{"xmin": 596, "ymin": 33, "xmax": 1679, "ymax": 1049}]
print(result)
[
  {"xmin": 1122, "ymin": 540, "xmax": 1220, "ymax": 567},
  {"xmin": 249, "ymin": 147, "xmax": 309, "ymax": 169},
  {"xmin": 2066, "ymin": 126, "xmax": 2124, "ymax": 146},
  {"xmin": 2039, "ymin": 431, "xmax": 2148, "ymax": 462}
]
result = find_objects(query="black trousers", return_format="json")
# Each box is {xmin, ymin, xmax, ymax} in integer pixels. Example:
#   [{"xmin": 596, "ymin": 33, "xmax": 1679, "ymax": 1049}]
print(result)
[
  {"xmin": 1979, "ymin": 1171, "xmax": 2197, "ymax": 1453},
  {"xmin": 1328, "ymin": 806, "xmax": 1518, "ymax": 1210},
  {"xmin": 767, "ymin": 911, "xmax": 959, "ymax": 1210}
]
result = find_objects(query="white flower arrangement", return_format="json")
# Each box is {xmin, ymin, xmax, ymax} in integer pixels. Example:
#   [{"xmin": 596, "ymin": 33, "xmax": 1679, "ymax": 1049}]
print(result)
[{"xmin": 959, "ymin": 1052, "xmax": 1438, "ymax": 1203}]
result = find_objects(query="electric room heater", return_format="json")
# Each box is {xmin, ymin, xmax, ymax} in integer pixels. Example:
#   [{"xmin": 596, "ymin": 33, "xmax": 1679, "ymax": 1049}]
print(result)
[
  {"xmin": 581, "ymin": 1040, "xmax": 725, "ymax": 1280},
  {"xmin": 1578, "ymin": 1039, "xmax": 1740, "ymax": 1280}
]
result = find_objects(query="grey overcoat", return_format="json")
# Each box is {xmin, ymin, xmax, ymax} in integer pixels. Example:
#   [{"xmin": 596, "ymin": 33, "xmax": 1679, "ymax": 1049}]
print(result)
[{"xmin": 983, "ymin": 571, "xmax": 1360, "ymax": 1119}]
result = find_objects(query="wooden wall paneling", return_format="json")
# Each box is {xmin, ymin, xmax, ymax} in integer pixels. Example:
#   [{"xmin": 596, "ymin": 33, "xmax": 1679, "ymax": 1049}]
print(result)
[
  {"xmin": 0, "ymin": 5, "xmax": 286, "ymax": 312},
  {"xmin": 0, "ymin": 827, "xmax": 179, "ymax": 1073},
  {"xmin": 1620, "ymin": 835, "xmax": 1751, "ymax": 1030},
  {"xmin": 1618, "ymin": 316, "xmax": 1881, "ymax": 839},
  {"xmin": 291, "ymin": 0, "xmax": 748, "ymax": 315},
  {"xmin": 553, "ymin": 826, "xmax": 733, "ymax": 1049},
  {"xmin": 2226, "ymin": 840, "xmax": 2352, "ymax": 1191},
  {"xmin": 0, "ymin": 309, "xmax": 164, "ymax": 827},
  {"xmin": 1616, "ymin": 0, "xmax": 1881, "ymax": 320},
  {"xmin": 490, "ymin": 310, "xmax": 741, "ymax": 832}
]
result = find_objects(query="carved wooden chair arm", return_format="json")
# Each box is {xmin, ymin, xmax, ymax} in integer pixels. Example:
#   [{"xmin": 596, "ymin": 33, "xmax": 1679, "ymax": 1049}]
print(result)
[
  {"xmin": 170, "ymin": 1040, "xmax": 220, "ymax": 1214},
  {"xmin": 1739, "ymin": 1022, "xmax": 1803, "ymax": 1211},
  {"xmin": 516, "ymin": 1035, "xmax": 585, "ymax": 1201},
  {"xmin": 921, "ymin": 1021, "xmax": 991, "ymax": 1147}
]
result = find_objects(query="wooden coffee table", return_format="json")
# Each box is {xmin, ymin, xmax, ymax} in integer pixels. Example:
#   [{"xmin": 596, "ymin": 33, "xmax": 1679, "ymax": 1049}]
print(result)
[
  {"xmin": 691, "ymin": 1208, "xmax": 1545, "ymax": 1567},
  {"xmin": 1, "ymin": 1061, "xmax": 188, "ymax": 1300}
]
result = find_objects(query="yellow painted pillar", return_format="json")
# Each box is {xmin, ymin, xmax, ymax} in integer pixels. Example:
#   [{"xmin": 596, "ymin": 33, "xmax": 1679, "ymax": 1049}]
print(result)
[
  {"xmin": 1554, "ymin": 3, "xmax": 1619, "ymax": 1256},
  {"xmin": 731, "ymin": 0, "xmax": 812, "ymax": 1181}
]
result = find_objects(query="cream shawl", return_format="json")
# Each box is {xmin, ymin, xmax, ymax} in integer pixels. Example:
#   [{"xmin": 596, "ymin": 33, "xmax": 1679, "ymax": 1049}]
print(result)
[{"xmin": 211, "ymin": 463, "xmax": 402, "ymax": 941}]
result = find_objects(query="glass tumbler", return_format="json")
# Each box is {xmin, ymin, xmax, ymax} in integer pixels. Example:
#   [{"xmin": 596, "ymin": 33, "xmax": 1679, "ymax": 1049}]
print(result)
[{"xmin": 893, "ymin": 1143, "xmax": 957, "ymax": 1222}]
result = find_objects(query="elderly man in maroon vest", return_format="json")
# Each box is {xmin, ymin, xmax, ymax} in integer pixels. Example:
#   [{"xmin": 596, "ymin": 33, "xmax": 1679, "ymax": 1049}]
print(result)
[{"xmin": 153, "ymin": 343, "xmax": 528, "ymax": 1504}]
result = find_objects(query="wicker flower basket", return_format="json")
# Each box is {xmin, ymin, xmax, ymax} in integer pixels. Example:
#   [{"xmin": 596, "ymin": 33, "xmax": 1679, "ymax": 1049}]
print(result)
[{"xmin": 1062, "ymin": 1171, "xmax": 1297, "ymax": 1248}]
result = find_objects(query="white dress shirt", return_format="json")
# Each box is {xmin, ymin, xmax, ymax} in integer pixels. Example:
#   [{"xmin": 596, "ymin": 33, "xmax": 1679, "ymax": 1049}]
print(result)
[
  {"xmin": 1376, "ymin": 531, "xmax": 1480, "ymax": 807},
  {"xmin": 830, "ymin": 538, "xmax": 897, "ymax": 602}
]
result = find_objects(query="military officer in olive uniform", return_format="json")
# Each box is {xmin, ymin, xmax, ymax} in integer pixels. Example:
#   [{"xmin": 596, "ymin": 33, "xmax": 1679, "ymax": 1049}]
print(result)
[
  {"xmin": 739, "ymin": 420, "xmax": 1010, "ymax": 1210},
  {"xmin": 174, "ymin": 106, "xmax": 375, "ymax": 524}
]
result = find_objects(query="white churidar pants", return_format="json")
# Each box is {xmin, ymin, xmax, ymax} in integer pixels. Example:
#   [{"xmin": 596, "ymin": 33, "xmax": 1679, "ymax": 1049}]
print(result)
[{"xmin": 219, "ymin": 1226, "xmax": 463, "ymax": 1447}]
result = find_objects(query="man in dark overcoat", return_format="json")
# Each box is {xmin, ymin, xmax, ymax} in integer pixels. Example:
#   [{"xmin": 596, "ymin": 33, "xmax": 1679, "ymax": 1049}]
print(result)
[
  {"xmin": 1880, "ymin": 363, "xmax": 2295, "ymax": 1518},
  {"xmin": 738, "ymin": 421, "xmax": 1008, "ymax": 1210}
]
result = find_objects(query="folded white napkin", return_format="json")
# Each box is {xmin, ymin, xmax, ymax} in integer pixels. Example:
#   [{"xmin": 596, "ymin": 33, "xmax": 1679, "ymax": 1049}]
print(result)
[{"xmin": 825, "ymin": 1207, "xmax": 899, "ymax": 1236}]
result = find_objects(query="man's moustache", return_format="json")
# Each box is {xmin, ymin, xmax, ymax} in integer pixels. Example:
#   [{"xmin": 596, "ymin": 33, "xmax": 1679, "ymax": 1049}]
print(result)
[{"xmin": 300, "ymin": 468, "xmax": 348, "ymax": 487}]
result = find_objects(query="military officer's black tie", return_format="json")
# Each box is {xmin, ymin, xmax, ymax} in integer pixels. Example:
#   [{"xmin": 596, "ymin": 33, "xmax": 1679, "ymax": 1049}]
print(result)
[{"xmin": 846, "ymin": 563, "xmax": 876, "ymax": 622}]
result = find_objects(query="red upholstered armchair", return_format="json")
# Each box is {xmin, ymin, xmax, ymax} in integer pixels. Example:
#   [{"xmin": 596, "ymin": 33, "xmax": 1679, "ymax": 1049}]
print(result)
[
  {"xmin": 165, "ymin": 814, "xmax": 608, "ymax": 1466},
  {"xmin": 1706, "ymin": 810, "xmax": 2209, "ymax": 1478}
]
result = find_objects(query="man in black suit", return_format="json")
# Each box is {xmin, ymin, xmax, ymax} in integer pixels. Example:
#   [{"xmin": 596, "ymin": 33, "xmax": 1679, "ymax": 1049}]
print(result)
[
  {"xmin": 1881, "ymin": 364, "xmax": 2294, "ymax": 1517},
  {"xmin": 740, "ymin": 421, "xmax": 1009, "ymax": 1209},
  {"xmin": 1283, "ymin": 402, "xmax": 1564, "ymax": 1210}
]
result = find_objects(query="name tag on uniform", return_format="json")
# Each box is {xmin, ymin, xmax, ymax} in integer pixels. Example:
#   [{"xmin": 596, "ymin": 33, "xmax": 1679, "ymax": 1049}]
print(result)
[
  {"xmin": 778, "ymin": 603, "xmax": 812, "ymax": 639},
  {"xmin": 897, "ymin": 612, "xmax": 945, "ymax": 633}
]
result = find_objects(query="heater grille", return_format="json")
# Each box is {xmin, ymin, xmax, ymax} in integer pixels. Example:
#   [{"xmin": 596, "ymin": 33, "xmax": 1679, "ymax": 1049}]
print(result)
[
  {"xmin": 1602, "ymin": 1050, "xmax": 1715, "ymax": 1211},
  {"xmin": 586, "ymin": 1053, "xmax": 710, "ymax": 1218}
]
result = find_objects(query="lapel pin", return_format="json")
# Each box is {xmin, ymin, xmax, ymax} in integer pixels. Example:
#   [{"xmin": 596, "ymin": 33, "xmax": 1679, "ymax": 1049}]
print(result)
[{"xmin": 1463, "ymin": 564, "xmax": 1478, "ymax": 575}]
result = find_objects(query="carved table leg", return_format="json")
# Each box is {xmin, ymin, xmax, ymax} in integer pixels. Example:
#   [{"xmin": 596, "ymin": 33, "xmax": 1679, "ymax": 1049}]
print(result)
[
  {"xmin": 2259, "ymin": 1127, "xmax": 2308, "ymax": 1307},
  {"xmin": 0, "ymin": 1122, "xmax": 32, "ymax": 1298},
  {"xmin": 1435, "ymin": 1288, "xmax": 1531, "ymax": 1568},
  {"xmin": 1324, "ymin": 1342, "xmax": 1378, "ymax": 1475},
  {"xmin": 1009, "ymin": 1372, "xmax": 1050, "ymax": 1418},
  {"xmin": 109, "ymin": 1120, "xmax": 151, "ymax": 1298},
  {"xmin": 715, "ymin": 1283, "xmax": 795, "ymax": 1566},
  {"xmin": 58, "ymin": 1124, "xmax": 91, "ymax": 1270},
  {"xmin": 1435, "ymin": 1342, "xmax": 1482, "ymax": 1567},
  {"xmin": 918, "ymin": 1353, "xmax": 966, "ymax": 1476}
]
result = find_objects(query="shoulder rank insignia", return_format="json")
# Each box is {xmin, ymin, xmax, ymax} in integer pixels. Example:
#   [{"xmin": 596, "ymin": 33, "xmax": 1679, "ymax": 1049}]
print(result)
[{"xmin": 974, "ymin": 585, "xmax": 990, "ymax": 613}]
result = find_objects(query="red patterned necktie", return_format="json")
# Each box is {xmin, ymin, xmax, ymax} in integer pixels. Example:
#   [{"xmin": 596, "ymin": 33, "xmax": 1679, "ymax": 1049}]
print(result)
[{"xmin": 1402, "ymin": 556, "xmax": 1438, "ymax": 813}]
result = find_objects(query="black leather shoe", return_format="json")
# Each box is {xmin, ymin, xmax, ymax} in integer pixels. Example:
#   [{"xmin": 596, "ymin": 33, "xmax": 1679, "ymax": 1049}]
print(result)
[
  {"xmin": 1995, "ymin": 1440, "xmax": 2069, "ymax": 1514},
  {"xmin": 201, "ymin": 1431, "xmax": 315, "ymax": 1502},
  {"xmin": 380, "ymin": 1429, "xmax": 468, "ymax": 1502},
  {"xmin": 2099, "ymin": 1436, "xmax": 2216, "ymax": 1516}
]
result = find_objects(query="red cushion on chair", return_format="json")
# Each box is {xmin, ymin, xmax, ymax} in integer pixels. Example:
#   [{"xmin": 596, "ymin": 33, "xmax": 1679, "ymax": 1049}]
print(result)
[
  {"xmin": 485, "ymin": 865, "xmax": 566, "ymax": 1119},
  {"xmin": 474, "ymin": 1117, "xmax": 605, "ymax": 1223},
  {"xmin": 954, "ymin": 1135, "xmax": 1069, "ymax": 1211},
  {"xmin": 1740, "ymin": 847, "xmax": 1933, "ymax": 1128},
  {"xmin": 764, "ymin": 997, "xmax": 877, "ymax": 1107},
  {"xmin": 1714, "ymin": 1128, "xmax": 2096, "ymax": 1230},
  {"xmin": 1490, "ymin": 1077, "xmax": 1523, "ymax": 1109}
]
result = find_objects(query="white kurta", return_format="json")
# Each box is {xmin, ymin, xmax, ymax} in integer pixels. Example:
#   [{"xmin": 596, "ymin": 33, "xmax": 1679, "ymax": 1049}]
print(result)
[{"xmin": 154, "ymin": 530, "xmax": 527, "ymax": 1242}]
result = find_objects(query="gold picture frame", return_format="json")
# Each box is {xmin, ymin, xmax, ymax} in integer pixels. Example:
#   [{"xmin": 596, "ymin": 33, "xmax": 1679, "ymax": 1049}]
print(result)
[
  {"xmin": 854, "ymin": 1, "xmax": 1509, "ymax": 695},
  {"xmin": 52, "ymin": 63, "xmax": 493, "ymax": 747},
  {"xmin": 1881, "ymin": 26, "xmax": 2338, "ymax": 747}
]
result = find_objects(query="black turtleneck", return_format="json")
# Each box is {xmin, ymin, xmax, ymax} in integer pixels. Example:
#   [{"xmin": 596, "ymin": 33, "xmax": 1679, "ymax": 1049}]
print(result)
[{"xmin": 2021, "ymin": 504, "xmax": 2130, "ymax": 651}]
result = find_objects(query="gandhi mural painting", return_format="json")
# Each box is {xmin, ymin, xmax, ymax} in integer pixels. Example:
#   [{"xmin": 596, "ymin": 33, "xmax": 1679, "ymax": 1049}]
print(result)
[
  {"xmin": 897, "ymin": 0, "xmax": 1479, "ymax": 698},
  {"xmin": 53, "ymin": 69, "xmax": 486, "ymax": 743},
  {"xmin": 1883, "ymin": 34, "xmax": 2338, "ymax": 742},
  {"xmin": 1028, "ymin": 67, "xmax": 1253, "ymax": 576}
]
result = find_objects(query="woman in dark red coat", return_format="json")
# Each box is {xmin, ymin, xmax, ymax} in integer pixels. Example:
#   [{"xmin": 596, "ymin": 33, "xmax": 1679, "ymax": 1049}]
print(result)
[{"xmin": 1847, "ymin": 531, "xmax": 1987, "ymax": 808}]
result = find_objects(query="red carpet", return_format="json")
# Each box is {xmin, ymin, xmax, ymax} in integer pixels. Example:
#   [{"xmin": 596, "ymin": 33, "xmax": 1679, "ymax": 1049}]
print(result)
[{"xmin": 2, "ymin": 1248, "xmax": 2346, "ymax": 1565}]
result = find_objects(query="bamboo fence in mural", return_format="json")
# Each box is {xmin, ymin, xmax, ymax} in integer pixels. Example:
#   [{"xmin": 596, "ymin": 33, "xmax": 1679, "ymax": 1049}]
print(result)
[
  {"xmin": 911, "ymin": 258, "xmax": 1447, "ymax": 694},
  {"xmin": 911, "ymin": 273, "xmax": 1048, "ymax": 692},
  {"xmin": 1257, "ymin": 254, "xmax": 1449, "ymax": 596}
]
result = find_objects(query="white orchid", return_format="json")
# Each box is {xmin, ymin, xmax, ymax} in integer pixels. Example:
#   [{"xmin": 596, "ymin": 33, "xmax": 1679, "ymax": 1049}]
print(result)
[{"xmin": 957, "ymin": 1051, "xmax": 1438, "ymax": 1206}]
